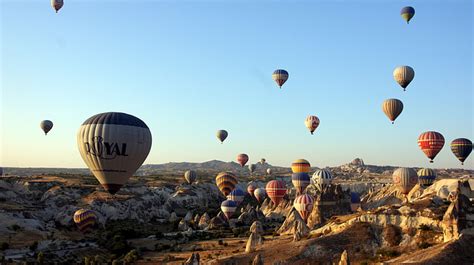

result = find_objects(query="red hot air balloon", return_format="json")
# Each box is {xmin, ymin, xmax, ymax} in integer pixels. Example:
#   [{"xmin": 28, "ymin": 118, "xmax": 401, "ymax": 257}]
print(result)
[
  {"xmin": 294, "ymin": 194, "xmax": 314, "ymax": 222},
  {"xmin": 418, "ymin": 131, "xmax": 445, "ymax": 163},
  {"xmin": 237, "ymin": 154, "xmax": 249, "ymax": 167},
  {"xmin": 266, "ymin": 180, "xmax": 287, "ymax": 206}
]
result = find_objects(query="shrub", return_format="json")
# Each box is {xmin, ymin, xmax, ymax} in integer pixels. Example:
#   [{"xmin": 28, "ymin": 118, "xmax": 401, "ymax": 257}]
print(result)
[
  {"xmin": 36, "ymin": 252, "xmax": 44, "ymax": 264},
  {"xmin": 0, "ymin": 242, "xmax": 9, "ymax": 250},
  {"xmin": 383, "ymin": 225, "xmax": 402, "ymax": 246},
  {"xmin": 418, "ymin": 224, "xmax": 432, "ymax": 231},
  {"xmin": 29, "ymin": 241, "xmax": 38, "ymax": 251}
]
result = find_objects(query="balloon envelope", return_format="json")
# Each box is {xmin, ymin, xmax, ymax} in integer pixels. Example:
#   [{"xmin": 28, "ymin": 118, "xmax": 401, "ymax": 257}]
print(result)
[
  {"xmin": 291, "ymin": 159, "xmax": 311, "ymax": 173},
  {"xmin": 247, "ymin": 183, "xmax": 256, "ymax": 198},
  {"xmin": 400, "ymin": 6, "xmax": 415, "ymax": 23},
  {"xmin": 260, "ymin": 158, "xmax": 266, "ymax": 164},
  {"xmin": 237, "ymin": 154, "xmax": 249, "ymax": 167},
  {"xmin": 227, "ymin": 188, "xmax": 245, "ymax": 206},
  {"xmin": 305, "ymin": 116, "xmax": 320, "ymax": 134},
  {"xmin": 393, "ymin": 66, "xmax": 415, "ymax": 91},
  {"xmin": 291, "ymin": 172, "xmax": 310, "ymax": 195},
  {"xmin": 294, "ymin": 194, "xmax": 314, "ymax": 222},
  {"xmin": 393, "ymin": 168, "xmax": 418, "ymax": 194},
  {"xmin": 350, "ymin": 192, "xmax": 361, "ymax": 212},
  {"xmin": 215, "ymin": 172, "xmax": 238, "ymax": 196},
  {"xmin": 184, "ymin": 170, "xmax": 197, "ymax": 184},
  {"xmin": 221, "ymin": 200, "xmax": 237, "ymax": 220},
  {"xmin": 73, "ymin": 209, "xmax": 97, "ymax": 232},
  {"xmin": 248, "ymin": 164, "xmax": 256, "ymax": 173},
  {"xmin": 266, "ymin": 180, "xmax": 287, "ymax": 206},
  {"xmin": 450, "ymin": 138, "xmax": 472, "ymax": 165},
  {"xmin": 312, "ymin": 169, "xmax": 333, "ymax": 186},
  {"xmin": 272, "ymin": 69, "xmax": 289, "ymax": 88},
  {"xmin": 51, "ymin": 0, "xmax": 63, "ymax": 13},
  {"xmin": 254, "ymin": 188, "xmax": 266, "ymax": 203},
  {"xmin": 382, "ymin": 99, "xmax": 403, "ymax": 124},
  {"xmin": 417, "ymin": 168, "xmax": 436, "ymax": 188},
  {"xmin": 418, "ymin": 131, "xmax": 445, "ymax": 163},
  {"xmin": 216, "ymin": 130, "xmax": 228, "ymax": 143},
  {"xmin": 40, "ymin": 120, "xmax": 54, "ymax": 135},
  {"xmin": 77, "ymin": 112, "xmax": 152, "ymax": 194},
  {"xmin": 266, "ymin": 168, "xmax": 273, "ymax": 175}
]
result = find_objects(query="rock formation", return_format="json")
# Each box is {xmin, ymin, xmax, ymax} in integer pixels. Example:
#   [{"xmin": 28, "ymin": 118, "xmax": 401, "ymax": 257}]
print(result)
[{"xmin": 277, "ymin": 208, "xmax": 309, "ymax": 237}]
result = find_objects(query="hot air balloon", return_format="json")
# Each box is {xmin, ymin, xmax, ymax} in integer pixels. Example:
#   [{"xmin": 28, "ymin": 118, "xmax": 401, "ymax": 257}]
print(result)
[
  {"xmin": 254, "ymin": 188, "xmax": 266, "ymax": 204},
  {"xmin": 248, "ymin": 164, "xmax": 256, "ymax": 174},
  {"xmin": 40, "ymin": 120, "xmax": 53, "ymax": 135},
  {"xmin": 393, "ymin": 66, "xmax": 415, "ymax": 91},
  {"xmin": 305, "ymin": 116, "xmax": 320, "ymax": 135},
  {"xmin": 216, "ymin": 130, "xmax": 228, "ymax": 144},
  {"xmin": 291, "ymin": 159, "xmax": 311, "ymax": 173},
  {"xmin": 260, "ymin": 158, "xmax": 266, "ymax": 165},
  {"xmin": 400, "ymin": 6, "xmax": 415, "ymax": 24},
  {"xmin": 227, "ymin": 188, "xmax": 245, "ymax": 206},
  {"xmin": 73, "ymin": 209, "xmax": 97, "ymax": 233},
  {"xmin": 382, "ymin": 99, "xmax": 403, "ymax": 124},
  {"xmin": 266, "ymin": 180, "xmax": 287, "ymax": 206},
  {"xmin": 272, "ymin": 69, "xmax": 289, "ymax": 88},
  {"xmin": 247, "ymin": 182, "xmax": 256, "ymax": 198},
  {"xmin": 417, "ymin": 168, "xmax": 437, "ymax": 188},
  {"xmin": 221, "ymin": 200, "xmax": 237, "ymax": 220},
  {"xmin": 184, "ymin": 170, "xmax": 197, "ymax": 184},
  {"xmin": 294, "ymin": 194, "xmax": 314, "ymax": 222},
  {"xmin": 77, "ymin": 112, "xmax": 152, "ymax": 195},
  {"xmin": 266, "ymin": 168, "xmax": 273, "ymax": 175},
  {"xmin": 450, "ymin": 138, "xmax": 472, "ymax": 165},
  {"xmin": 393, "ymin": 167, "xmax": 418, "ymax": 194},
  {"xmin": 350, "ymin": 192, "xmax": 361, "ymax": 212},
  {"xmin": 51, "ymin": 0, "xmax": 63, "ymax": 13},
  {"xmin": 418, "ymin": 131, "xmax": 445, "ymax": 163},
  {"xmin": 291, "ymin": 172, "xmax": 310, "ymax": 195},
  {"xmin": 312, "ymin": 169, "xmax": 333, "ymax": 186},
  {"xmin": 237, "ymin": 154, "xmax": 249, "ymax": 167},
  {"xmin": 215, "ymin": 172, "xmax": 238, "ymax": 196}
]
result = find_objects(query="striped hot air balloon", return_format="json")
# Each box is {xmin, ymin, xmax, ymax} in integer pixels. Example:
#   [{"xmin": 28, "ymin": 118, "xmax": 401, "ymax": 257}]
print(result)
[
  {"xmin": 393, "ymin": 66, "xmax": 415, "ymax": 91},
  {"xmin": 305, "ymin": 115, "xmax": 320, "ymax": 135},
  {"xmin": 400, "ymin": 6, "xmax": 415, "ymax": 24},
  {"xmin": 266, "ymin": 180, "xmax": 287, "ymax": 206},
  {"xmin": 291, "ymin": 172, "xmax": 310, "ymax": 195},
  {"xmin": 247, "ymin": 182, "xmax": 256, "ymax": 198},
  {"xmin": 393, "ymin": 168, "xmax": 418, "ymax": 194},
  {"xmin": 417, "ymin": 168, "xmax": 437, "ymax": 188},
  {"xmin": 382, "ymin": 99, "xmax": 403, "ymax": 124},
  {"xmin": 40, "ymin": 120, "xmax": 54, "ymax": 135},
  {"xmin": 51, "ymin": 0, "xmax": 64, "ymax": 13},
  {"xmin": 236, "ymin": 154, "xmax": 249, "ymax": 167},
  {"xmin": 450, "ymin": 138, "xmax": 472, "ymax": 165},
  {"xmin": 272, "ymin": 69, "xmax": 289, "ymax": 88},
  {"xmin": 184, "ymin": 170, "xmax": 197, "ymax": 184},
  {"xmin": 227, "ymin": 188, "xmax": 245, "ymax": 206},
  {"xmin": 221, "ymin": 200, "xmax": 237, "ymax": 220},
  {"xmin": 291, "ymin": 159, "xmax": 311, "ymax": 173},
  {"xmin": 312, "ymin": 169, "xmax": 333, "ymax": 186},
  {"xmin": 77, "ymin": 112, "xmax": 152, "ymax": 195},
  {"xmin": 350, "ymin": 192, "xmax": 361, "ymax": 212},
  {"xmin": 73, "ymin": 209, "xmax": 97, "ymax": 233},
  {"xmin": 215, "ymin": 172, "xmax": 238, "ymax": 196},
  {"xmin": 294, "ymin": 194, "xmax": 314, "ymax": 222},
  {"xmin": 418, "ymin": 131, "xmax": 445, "ymax": 163},
  {"xmin": 216, "ymin": 130, "xmax": 228, "ymax": 144},
  {"xmin": 254, "ymin": 188, "xmax": 266, "ymax": 204}
]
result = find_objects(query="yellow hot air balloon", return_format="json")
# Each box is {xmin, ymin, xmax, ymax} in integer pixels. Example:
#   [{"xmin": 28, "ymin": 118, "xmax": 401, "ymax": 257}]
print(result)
[
  {"xmin": 382, "ymin": 99, "xmax": 403, "ymax": 124},
  {"xmin": 393, "ymin": 66, "xmax": 415, "ymax": 91},
  {"xmin": 77, "ymin": 112, "xmax": 152, "ymax": 194}
]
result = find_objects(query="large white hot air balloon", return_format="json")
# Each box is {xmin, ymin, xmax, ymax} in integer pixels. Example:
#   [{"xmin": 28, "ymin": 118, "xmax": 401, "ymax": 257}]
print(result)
[{"xmin": 77, "ymin": 112, "xmax": 152, "ymax": 194}]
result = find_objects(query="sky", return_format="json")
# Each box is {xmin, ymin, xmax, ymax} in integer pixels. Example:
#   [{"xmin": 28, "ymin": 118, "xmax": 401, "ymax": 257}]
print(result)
[{"xmin": 1, "ymin": 0, "xmax": 473, "ymax": 169}]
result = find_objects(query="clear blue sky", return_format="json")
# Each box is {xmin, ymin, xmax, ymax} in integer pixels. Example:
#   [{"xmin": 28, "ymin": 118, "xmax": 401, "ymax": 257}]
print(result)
[{"xmin": 1, "ymin": 0, "xmax": 472, "ymax": 169}]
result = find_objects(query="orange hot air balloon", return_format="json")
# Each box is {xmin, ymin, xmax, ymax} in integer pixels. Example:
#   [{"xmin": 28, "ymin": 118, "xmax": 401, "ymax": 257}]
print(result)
[
  {"xmin": 417, "ymin": 131, "xmax": 445, "ymax": 163},
  {"xmin": 236, "ymin": 154, "xmax": 249, "ymax": 167}
]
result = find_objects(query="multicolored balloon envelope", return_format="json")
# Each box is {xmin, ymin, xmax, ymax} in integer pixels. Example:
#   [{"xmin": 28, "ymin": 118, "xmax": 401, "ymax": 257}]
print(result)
[
  {"xmin": 40, "ymin": 120, "xmax": 54, "ymax": 135},
  {"xmin": 417, "ymin": 168, "xmax": 437, "ymax": 188},
  {"xmin": 294, "ymin": 194, "xmax": 314, "ymax": 222},
  {"xmin": 237, "ymin": 154, "xmax": 249, "ymax": 167},
  {"xmin": 350, "ymin": 192, "xmax": 361, "ymax": 212},
  {"xmin": 51, "ymin": 0, "xmax": 64, "ymax": 13},
  {"xmin": 291, "ymin": 172, "xmax": 310, "ymax": 195},
  {"xmin": 73, "ymin": 209, "xmax": 97, "ymax": 233},
  {"xmin": 291, "ymin": 159, "xmax": 311, "ymax": 173},
  {"xmin": 77, "ymin": 112, "xmax": 152, "ymax": 195},
  {"xmin": 272, "ymin": 69, "xmax": 289, "ymax": 88},
  {"xmin": 418, "ymin": 131, "xmax": 445, "ymax": 163},
  {"xmin": 227, "ymin": 188, "xmax": 245, "ymax": 206},
  {"xmin": 312, "ymin": 169, "xmax": 333, "ymax": 186},
  {"xmin": 254, "ymin": 188, "xmax": 267, "ymax": 204},
  {"xmin": 221, "ymin": 200, "xmax": 237, "ymax": 220},
  {"xmin": 215, "ymin": 172, "xmax": 238, "ymax": 196},
  {"xmin": 393, "ymin": 66, "xmax": 415, "ymax": 91},
  {"xmin": 305, "ymin": 116, "xmax": 320, "ymax": 135},
  {"xmin": 184, "ymin": 170, "xmax": 197, "ymax": 184},
  {"xmin": 247, "ymin": 183, "xmax": 257, "ymax": 198},
  {"xmin": 400, "ymin": 6, "xmax": 415, "ymax": 24},
  {"xmin": 393, "ymin": 168, "xmax": 418, "ymax": 194},
  {"xmin": 450, "ymin": 138, "xmax": 472, "ymax": 165},
  {"xmin": 216, "ymin": 130, "xmax": 228, "ymax": 143},
  {"xmin": 382, "ymin": 99, "xmax": 403, "ymax": 124},
  {"xmin": 266, "ymin": 180, "xmax": 287, "ymax": 206}
]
